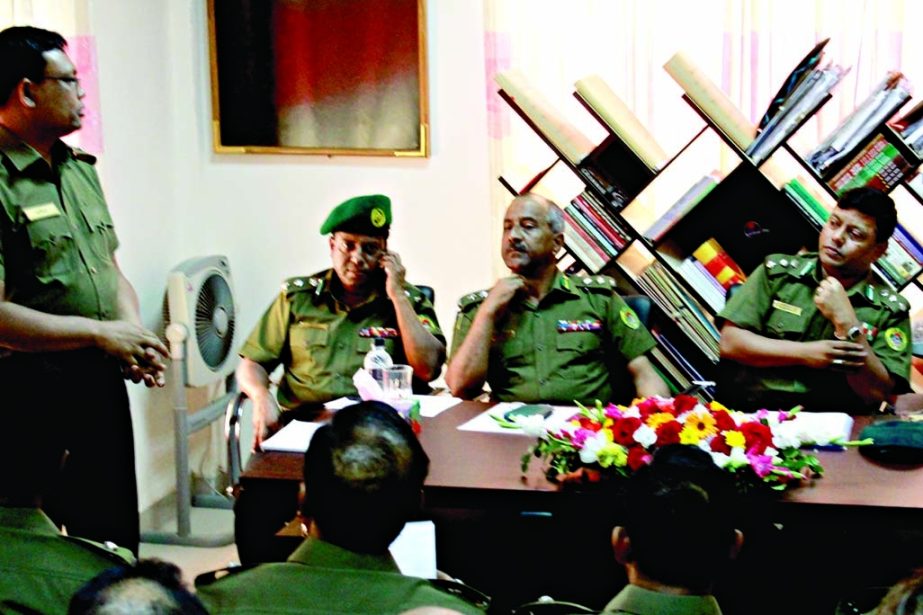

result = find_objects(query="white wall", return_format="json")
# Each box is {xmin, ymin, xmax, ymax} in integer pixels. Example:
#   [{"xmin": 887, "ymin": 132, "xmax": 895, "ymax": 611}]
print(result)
[{"xmin": 90, "ymin": 0, "xmax": 494, "ymax": 511}]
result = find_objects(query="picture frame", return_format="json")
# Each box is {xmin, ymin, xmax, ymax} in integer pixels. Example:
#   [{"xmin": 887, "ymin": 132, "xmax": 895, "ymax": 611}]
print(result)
[{"xmin": 207, "ymin": 0, "xmax": 429, "ymax": 157}]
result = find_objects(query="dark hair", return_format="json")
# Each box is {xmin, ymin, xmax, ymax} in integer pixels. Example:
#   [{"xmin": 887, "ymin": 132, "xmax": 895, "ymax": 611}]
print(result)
[
  {"xmin": 0, "ymin": 26, "xmax": 67, "ymax": 105},
  {"xmin": 837, "ymin": 187, "xmax": 897, "ymax": 242},
  {"xmin": 622, "ymin": 445, "xmax": 738, "ymax": 592},
  {"xmin": 302, "ymin": 401, "xmax": 429, "ymax": 554},
  {"xmin": 68, "ymin": 559, "xmax": 208, "ymax": 615}
]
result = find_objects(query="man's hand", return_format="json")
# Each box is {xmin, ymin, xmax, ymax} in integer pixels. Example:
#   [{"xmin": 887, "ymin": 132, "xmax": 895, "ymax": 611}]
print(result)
[
  {"xmin": 380, "ymin": 251, "xmax": 407, "ymax": 302},
  {"xmin": 96, "ymin": 320, "xmax": 169, "ymax": 376},
  {"xmin": 801, "ymin": 339, "xmax": 867, "ymax": 370},
  {"xmin": 252, "ymin": 394, "xmax": 282, "ymax": 451},
  {"xmin": 814, "ymin": 277, "xmax": 859, "ymax": 333},
  {"xmin": 482, "ymin": 276, "xmax": 525, "ymax": 317},
  {"xmin": 121, "ymin": 346, "xmax": 167, "ymax": 387}
]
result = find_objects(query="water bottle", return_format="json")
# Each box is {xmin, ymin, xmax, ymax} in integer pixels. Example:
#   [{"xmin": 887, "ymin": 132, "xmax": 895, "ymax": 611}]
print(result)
[{"xmin": 364, "ymin": 337, "xmax": 393, "ymax": 375}]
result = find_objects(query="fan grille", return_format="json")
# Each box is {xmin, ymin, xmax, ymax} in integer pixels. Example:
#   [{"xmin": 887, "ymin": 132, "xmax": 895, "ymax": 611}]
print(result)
[{"xmin": 195, "ymin": 273, "xmax": 236, "ymax": 369}]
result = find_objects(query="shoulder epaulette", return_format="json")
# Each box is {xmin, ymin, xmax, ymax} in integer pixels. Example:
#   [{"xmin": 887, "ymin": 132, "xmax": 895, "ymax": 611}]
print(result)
[
  {"xmin": 71, "ymin": 147, "xmax": 97, "ymax": 164},
  {"xmin": 401, "ymin": 284, "xmax": 425, "ymax": 305},
  {"xmin": 574, "ymin": 274, "xmax": 616, "ymax": 293},
  {"xmin": 195, "ymin": 563, "xmax": 259, "ymax": 587},
  {"xmin": 282, "ymin": 274, "xmax": 323, "ymax": 295},
  {"xmin": 458, "ymin": 289, "xmax": 488, "ymax": 310},
  {"xmin": 62, "ymin": 536, "xmax": 135, "ymax": 565},
  {"xmin": 874, "ymin": 285, "xmax": 910, "ymax": 313},
  {"xmin": 764, "ymin": 254, "xmax": 812, "ymax": 278}
]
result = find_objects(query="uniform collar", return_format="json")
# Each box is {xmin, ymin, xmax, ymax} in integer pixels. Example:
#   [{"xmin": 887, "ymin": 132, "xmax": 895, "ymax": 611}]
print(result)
[
  {"xmin": 313, "ymin": 268, "xmax": 385, "ymax": 309},
  {"xmin": 544, "ymin": 269, "xmax": 579, "ymax": 300},
  {"xmin": 0, "ymin": 125, "xmax": 93, "ymax": 172},
  {"xmin": 605, "ymin": 584, "xmax": 723, "ymax": 615},
  {"xmin": 287, "ymin": 536, "xmax": 400, "ymax": 573},
  {"xmin": 807, "ymin": 252, "xmax": 878, "ymax": 305},
  {"xmin": 0, "ymin": 506, "xmax": 60, "ymax": 536}
]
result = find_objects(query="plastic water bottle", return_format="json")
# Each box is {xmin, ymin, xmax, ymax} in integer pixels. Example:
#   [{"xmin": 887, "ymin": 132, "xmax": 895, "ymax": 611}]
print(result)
[{"xmin": 364, "ymin": 337, "xmax": 393, "ymax": 371}]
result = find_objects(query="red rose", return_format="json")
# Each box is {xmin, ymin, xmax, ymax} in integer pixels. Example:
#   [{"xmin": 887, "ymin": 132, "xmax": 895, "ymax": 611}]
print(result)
[
  {"xmin": 710, "ymin": 434, "xmax": 731, "ymax": 455},
  {"xmin": 578, "ymin": 417, "xmax": 603, "ymax": 432},
  {"xmin": 673, "ymin": 394, "xmax": 698, "ymax": 414},
  {"xmin": 656, "ymin": 420, "xmax": 682, "ymax": 446},
  {"xmin": 740, "ymin": 421, "xmax": 773, "ymax": 454},
  {"xmin": 712, "ymin": 410, "xmax": 737, "ymax": 432},
  {"xmin": 627, "ymin": 446, "xmax": 653, "ymax": 471},
  {"xmin": 613, "ymin": 417, "xmax": 642, "ymax": 445},
  {"xmin": 636, "ymin": 397, "xmax": 661, "ymax": 418}
]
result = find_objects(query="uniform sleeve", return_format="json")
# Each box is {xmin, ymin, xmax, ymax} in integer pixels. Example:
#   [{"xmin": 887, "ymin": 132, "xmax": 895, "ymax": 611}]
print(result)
[
  {"xmin": 607, "ymin": 293, "xmax": 657, "ymax": 362},
  {"xmin": 716, "ymin": 263, "xmax": 772, "ymax": 331},
  {"xmin": 449, "ymin": 304, "xmax": 476, "ymax": 358},
  {"xmin": 871, "ymin": 309, "xmax": 913, "ymax": 394},
  {"xmin": 238, "ymin": 292, "xmax": 290, "ymax": 372}
]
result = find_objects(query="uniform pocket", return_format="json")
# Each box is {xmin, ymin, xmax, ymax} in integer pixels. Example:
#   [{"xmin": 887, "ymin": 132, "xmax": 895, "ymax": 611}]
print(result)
[
  {"xmin": 765, "ymin": 309, "xmax": 810, "ymax": 340},
  {"xmin": 24, "ymin": 215, "xmax": 77, "ymax": 281},
  {"xmin": 556, "ymin": 331, "xmax": 602, "ymax": 353},
  {"xmin": 80, "ymin": 206, "xmax": 117, "ymax": 263}
]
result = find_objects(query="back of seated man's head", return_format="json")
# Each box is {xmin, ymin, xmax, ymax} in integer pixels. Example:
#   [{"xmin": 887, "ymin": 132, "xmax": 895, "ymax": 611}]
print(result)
[
  {"xmin": 617, "ymin": 444, "xmax": 741, "ymax": 594},
  {"xmin": 302, "ymin": 401, "xmax": 429, "ymax": 554},
  {"xmin": 68, "ymin": 559, "xmax": 207, "ymax": 615},
  {"xmin": 837, "ymin": 187, "xmax": 897, "ymax": 243}
]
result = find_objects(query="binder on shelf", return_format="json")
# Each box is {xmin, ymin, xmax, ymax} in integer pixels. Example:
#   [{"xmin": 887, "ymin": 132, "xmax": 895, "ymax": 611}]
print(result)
[{"xmin": 573, "ymin": 74, "xmax": 669, "ymax": 171}]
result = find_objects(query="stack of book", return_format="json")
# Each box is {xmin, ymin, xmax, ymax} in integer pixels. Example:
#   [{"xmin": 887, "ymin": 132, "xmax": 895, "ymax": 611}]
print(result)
[
  {"xmin": 890, "ymin": 100, "xmax": 923, "ymax": 155},
  {"xmin": 783, "ymin": 178, "xmax": 830, "ymax": 227},
  {"xmin": 635, "ymin": 261, "xmax": 720, "ymax": 363},
  {"xmin": 809, "ymin": 72, "xmax": 913, "ymax": 175},
  {"xmin": 827, "ymin": 133, "xmax": 915, "ymax": 195},
  {"xmin": 877, "ymin": 225, "xmax": 923, "ymax": 288},
  {"xmin": 562, "ymin": 190, "xmax": 632, "ymax": 272},
  {"xmin": 644, "ymin": 172, "xmax": 721, "ymax": 242}
]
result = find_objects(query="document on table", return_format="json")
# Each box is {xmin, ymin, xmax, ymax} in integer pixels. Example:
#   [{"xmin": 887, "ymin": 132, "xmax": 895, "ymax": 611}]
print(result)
[
  {"xmin": 456, "ymin": 402, "xmax": 579, "ymax": 435},
  {"xmin": 260, "ymin": 420, "xmax": 324, "ymax": 453},
  {"xmin": 390, "ymin": 520, "xmax": 437, "ymax": 579},
  {"xmin": 324, "ymin": 394, "xmax": 461, "ymax": 417}
]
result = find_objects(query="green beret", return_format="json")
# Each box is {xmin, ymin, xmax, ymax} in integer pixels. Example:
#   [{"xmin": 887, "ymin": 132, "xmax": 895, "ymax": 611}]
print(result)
[
  {"xmin": 859, "ymin": 420, "xmax": 923, "ymax": 464},
  {"xmin": 320, "ymin": 194, "xmax": 392, "ymax": 237}
]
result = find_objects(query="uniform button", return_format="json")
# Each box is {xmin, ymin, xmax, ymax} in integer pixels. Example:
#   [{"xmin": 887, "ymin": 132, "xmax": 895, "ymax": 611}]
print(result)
[
  {"xmin": 89, "ymin": 266, "xmax": 97, "ymax": 274},
  {"xmin": 539, "ymin": 378, "xmax": 547, "ymax": 385},
  {"xmin": 536, "ymin": 344, "xmax": 544, "ymax": 351}
]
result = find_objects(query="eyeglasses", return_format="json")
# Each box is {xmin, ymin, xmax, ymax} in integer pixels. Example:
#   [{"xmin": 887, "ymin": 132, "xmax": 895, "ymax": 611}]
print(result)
[{"xmin": 333, "ymin": 236, "xmax": 384, "ymax": 259}]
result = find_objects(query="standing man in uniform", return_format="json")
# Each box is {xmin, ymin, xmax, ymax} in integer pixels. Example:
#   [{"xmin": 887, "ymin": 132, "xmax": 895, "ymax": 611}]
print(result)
[
  {"xmin": 717, "ymin": 187, "xmax": 911, "ymax": 413},
  {"xmin": 446, "ymin": 193, "xmax": 668, "ymax": 404},
  {"xmin": 236, "ymin": 194, "xmax": 445, "ymax": 450},
  {"xmin": 0, "ymin": 26, "xmax": 167, "ymax": 556}
]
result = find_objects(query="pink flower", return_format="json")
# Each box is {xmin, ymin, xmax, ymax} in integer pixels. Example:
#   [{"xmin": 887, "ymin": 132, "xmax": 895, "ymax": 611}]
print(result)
[
  {"xmin": 604, "ymin": 404, "xmax": 624, "ymax": 420},
  {"xmin": 747, "ymin": 452, "xmax": 775, "ymax": 478},
  {"xmin": 571, "ymin": 428, "xmax": 596, "ymax": 448}
]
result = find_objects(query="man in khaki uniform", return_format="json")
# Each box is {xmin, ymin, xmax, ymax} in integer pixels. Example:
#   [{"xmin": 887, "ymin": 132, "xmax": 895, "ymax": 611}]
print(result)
[
  {"xmin": 0, "ymin": 26, "xmax": 167, "ymax": 556},
  {"xmin": 198, "ymin": 402, "xmax": 487, "ymax": 614},
  {"xmin": 446, "ymin": 194, "xmax": 668, "ymax": 404},
  {"xmin": 718, "ymin": 187, "xmax": 911, "ymax": 413},
  {"xmin": 236, "ymin": 194, "xmax": 445, "ymax": 449}
]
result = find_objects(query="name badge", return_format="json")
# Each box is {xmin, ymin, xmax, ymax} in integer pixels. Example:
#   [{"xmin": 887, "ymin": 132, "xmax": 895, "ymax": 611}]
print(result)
[
  {"xmin": 23, "ymin": 202, "xmax": 61, "ymax": 222},
  {"xmin": 771, "ymin": 300, "xmax": 802, "ymax": 316}
]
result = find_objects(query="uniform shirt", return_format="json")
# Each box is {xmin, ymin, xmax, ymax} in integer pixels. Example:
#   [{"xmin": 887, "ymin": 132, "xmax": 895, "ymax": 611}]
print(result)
[
  {"xmin": 196, "ymin": 536, "xmax": 486, "ymax": 614},
  {"xmin": 0, "ymin": 507, "xmax": 133, "ymax": 615},
  {"xmin": 240, "ymin": 269, "xmax": 444, "ymax": 408},
  {"xmin": 0, "ymin": 127, "xmax": 120, "ymax": 319},
  {"xmin": 603, "ymin": 584, "xmax": 723, "ymax": 615},
  {"xmin": 451, "ymin": 271, "xmax": 657, "ymax": 405},
  {"xmin": 717, "ymin": 252, "xmax": 912, "ymax": 413}
]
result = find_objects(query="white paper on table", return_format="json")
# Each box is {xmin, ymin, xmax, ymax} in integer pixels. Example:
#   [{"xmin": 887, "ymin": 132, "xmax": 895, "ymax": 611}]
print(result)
[
  {"xmin": 389, "ymin": 520, "xmax": 437, "ymax": 579},
  {"xmin": 786, "ymin": 411, "xmax": 854, "ymax": 447},
  {"xmin": 324, "ymin": 394, "xmax": 461, "ymax": 418},
  {"xmin": 259, "ymin": 420, "xmax": 324, "ymax": 453},
  {"xmin": 456, "ymin": 402, "xmax": 579, "ymax": 435}
]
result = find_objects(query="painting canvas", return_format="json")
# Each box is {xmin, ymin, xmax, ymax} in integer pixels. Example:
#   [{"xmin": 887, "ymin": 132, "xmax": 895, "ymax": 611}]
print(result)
[{"xmin": 208, "ymin": 0, "xmax": 429, "ymax": 156}]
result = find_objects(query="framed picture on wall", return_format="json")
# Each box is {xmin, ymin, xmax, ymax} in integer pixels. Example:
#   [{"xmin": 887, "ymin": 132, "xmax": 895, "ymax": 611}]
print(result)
[{"xmin": 207, "ymin": 0, "xmax": 429, "ymax": 157}]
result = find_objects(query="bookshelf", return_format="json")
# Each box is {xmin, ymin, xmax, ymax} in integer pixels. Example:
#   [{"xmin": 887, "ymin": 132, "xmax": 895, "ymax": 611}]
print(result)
[{"xmin": 494, "ymin": 54, "xmax": 923, "ymax": 397}]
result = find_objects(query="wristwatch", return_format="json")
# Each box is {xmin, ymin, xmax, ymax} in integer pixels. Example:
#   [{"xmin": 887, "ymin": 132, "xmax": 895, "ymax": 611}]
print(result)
[{"xmin": 836, "ymin": 325, "xmax": 864, "ymax": 342}]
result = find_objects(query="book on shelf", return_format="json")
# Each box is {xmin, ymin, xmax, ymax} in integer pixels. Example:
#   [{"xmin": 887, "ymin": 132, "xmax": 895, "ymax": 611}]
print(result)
[
  {"xmin": 563, "ymin": 208, "xmax": 609, "ymax": 272},
  {"xmin": 893, "ymin": 224, "xmax": 923, "ymax": 266},
  {"xmin": 692, "ymin": 239, "xmax": 747, "ymax": 290},
  {"xmin": 675, "ymin": 258, "xmax": 726, "ymax": 313},
  {"xmin": 576, "ymin": 165, "xmax": 629, "ymax": 207},
  {"xmin": 572, "ymin": 193, "xmax": 629, "ymax": 250},
  {"xmin": 828, "ymin": 133, "xmax": 915, "ymax": 194},
  {"xmin": 758, "ymin": 38, "xmax": 830, "ymax": 129},
  {"xmin": 573, "ymin": 74, "xmax": 669, "ymax": 171},
  {"xmin": 890, "ymin": 99, "xmax": 923, "ymax": 154},
  {"xmin": 809, "ymin": 71, "xmax": 913, "ymax": 175},
  {"xmin": 495, "ymin": 70, "xmax": 595, "ymax": 166},
  {"xmin": 663, "ymin": 51, "xmax": 757, "ymax": 150},
  {"xmin": 879, "ymin": 235, "xmax": 923, "ymax": 286},
  {"xmin": 783, "ymin": 178, "xmax": 830, "ymax": 226},
  {"xmin": 644, "ymin": 171, "xmax": 721, "ymax": 242},
  {"xmin": 566, "ymin": 203, "xmax": 619, "ymax": 258}
]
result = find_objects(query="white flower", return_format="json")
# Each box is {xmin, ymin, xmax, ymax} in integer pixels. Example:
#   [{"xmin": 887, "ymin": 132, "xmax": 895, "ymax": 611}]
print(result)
[
  {"xmin": 579, "ymin": 432, "xmax": 609, "ymax": 464},
  {"xmin": 621, "ymin": 406, "xmax": 641, "ymax": 419},
  {"xmin": 710, "ymin": 451, "xmax": 731, "ymax": 468},
  {"xmin": 632, "ymin": 424, "xmax": 657, "ymax": 448},
  {"xmin": 514, "ymin": 414, "xmax": 547, "ymax": 438},
  {"xmin": 772, "ymin": 421, "xmax": 803, "ymax": 450},
  {"xmin": 728, "ymin": 447, "xmax": 749, "ymax": 466}
]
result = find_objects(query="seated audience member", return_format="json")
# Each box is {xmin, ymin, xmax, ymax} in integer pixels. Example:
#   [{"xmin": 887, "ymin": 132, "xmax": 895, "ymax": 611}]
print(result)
[
  {"xmin": 69, "ymin": 559, "xmax": 207, "ymax": 615},
  {"xmin": 446, "ymin": 193, "xmax": 668, "ymax": 404},
  {"xmin": 870, "ymin": 568, "xmax": 923, "ymax": 614},
  {"xmin": 0, "ymin": 446, "xmax": 133, "ymax": 614},
  {"xmin": 718, "ymin": 187, "xmax": 911, "ymax": 413},
  {"xmin": 197, "ymin": 402, "xmax": 487, "ymax": 614},
  {"xmin": 605, "ymin": 445, "xmax": 743, "ymax": 615},
  {"xmin": 237, "ymin": 194, "xmax": 445, "ymax": 450}
]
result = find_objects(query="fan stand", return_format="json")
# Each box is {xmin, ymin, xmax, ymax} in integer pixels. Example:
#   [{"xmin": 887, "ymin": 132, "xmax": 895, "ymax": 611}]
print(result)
[{"xmin": 140, "ymin": 323, "xmax": 237, "ymax": 547}]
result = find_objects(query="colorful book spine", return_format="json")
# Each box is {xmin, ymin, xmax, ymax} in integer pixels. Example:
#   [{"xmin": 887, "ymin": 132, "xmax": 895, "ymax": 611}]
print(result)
[{"xmin": 692, "ymin": 239, "xmax": 747, "ymax": 290}]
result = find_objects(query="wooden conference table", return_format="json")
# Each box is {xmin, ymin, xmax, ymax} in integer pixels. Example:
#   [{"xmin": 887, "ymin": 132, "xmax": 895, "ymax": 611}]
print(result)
[{"xmin": 240, "ymin": 401, "xmax": 923, "ymax": 613}]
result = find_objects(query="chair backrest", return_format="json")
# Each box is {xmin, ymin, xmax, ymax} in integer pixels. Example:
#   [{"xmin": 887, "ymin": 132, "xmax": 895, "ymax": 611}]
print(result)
[
  {"xmin": 725, "ymin": 282, "xmax": 743, "ymax": 302},
  {"xmin": 623, "ymin": 294, "xmax": 652, "ymax": 328},
  {"xmin": 510, "ymin": 597, "xmax": 598, "ymax": 615},
  {"xmin": 416, "ymin": 284, "xmax": 435, "ymax": 304}
]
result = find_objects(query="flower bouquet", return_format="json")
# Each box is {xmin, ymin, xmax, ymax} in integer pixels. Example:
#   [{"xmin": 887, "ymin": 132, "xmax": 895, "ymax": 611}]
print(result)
[{"xmin": 495, "ymin": 395, "xmax": 867, "ymax": 491}]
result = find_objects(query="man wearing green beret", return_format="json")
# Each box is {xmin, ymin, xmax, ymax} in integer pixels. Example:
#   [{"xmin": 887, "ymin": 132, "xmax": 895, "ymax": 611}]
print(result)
[
  {"xmin": 446, "ymin": 193, "xmax": 669, "ymax": 405},
  {"xmin": 236, "ymin": 194, "xmax": 445, "ymax": 449},
  {"xmin": 717, "ymin": 187, "xmax": 912, "ymax": 413}
]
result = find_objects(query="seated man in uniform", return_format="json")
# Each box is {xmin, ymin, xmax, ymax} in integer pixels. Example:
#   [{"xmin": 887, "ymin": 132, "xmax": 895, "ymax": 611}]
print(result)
[
  {"xmin": 197, "ymin": 402, "xmax": 487, "ymax": 614},
  {"xmin": 717, "ymin": 187, "xmax": 911, "ymax": 413},
  {"xmin": 605, "ymin": 445, "xmax": 742, "ymax": 615},
  {"xmin": 237, "ymin": 194, "xmax": 445, "ymax": 449},
  {"xmin": 446, "ymin": 193, "xmax": 668, "ymax": 404},
  {"xmin": 0, "ymin": 442, "xmax": 134, "ymax": 615}
]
